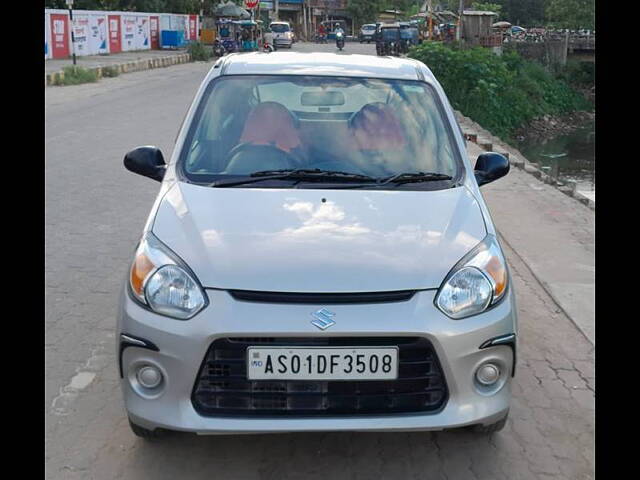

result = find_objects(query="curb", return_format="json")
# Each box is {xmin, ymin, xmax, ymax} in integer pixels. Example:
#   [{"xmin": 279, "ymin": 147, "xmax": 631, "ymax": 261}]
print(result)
[
  {"xmin": 459, "ymin": 113, "xmax": 595, "ymax": 211},
  {"xmin": 45, "ymin": 53, "xmax": 192, "ymax": 87}
]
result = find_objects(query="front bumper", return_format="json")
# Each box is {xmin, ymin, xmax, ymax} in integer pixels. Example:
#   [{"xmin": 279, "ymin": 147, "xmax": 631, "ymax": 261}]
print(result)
[
  {"xmin": 118, "ymin": 287, "xmax": 517, "ymax": 434},
  {"xmin": 274, "ymin": 38, "xmax": 292, "ymax": 47}
]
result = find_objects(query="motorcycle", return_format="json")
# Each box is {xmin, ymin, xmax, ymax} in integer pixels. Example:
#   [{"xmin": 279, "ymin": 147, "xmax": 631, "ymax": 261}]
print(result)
[
  {"xmin": 263, "ymin": 40, "xmax": 275, "ymax": 53},
  {"xmin": 336, "ymin": 31, "xmax": 345, "ymax": 51},
  {"xmin": 213, "ymin": 39, "xmax": 226, "ymax": 57}
]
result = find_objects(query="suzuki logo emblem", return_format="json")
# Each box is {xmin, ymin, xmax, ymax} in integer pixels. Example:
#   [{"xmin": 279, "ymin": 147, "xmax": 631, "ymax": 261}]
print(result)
[{"xmin": 310, "ymin": 308, "xmax": 336, "ymax": 330}]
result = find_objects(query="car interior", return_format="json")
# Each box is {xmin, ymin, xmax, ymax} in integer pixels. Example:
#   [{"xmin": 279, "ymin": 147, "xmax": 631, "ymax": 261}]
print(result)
[{"xmin": 183, "ymin": 77, "xmax": 456, "ymax": 180}]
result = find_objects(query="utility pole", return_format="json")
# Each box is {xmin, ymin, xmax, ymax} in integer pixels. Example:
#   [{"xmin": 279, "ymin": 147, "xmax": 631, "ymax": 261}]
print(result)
[
  {"xmin": 66, "ymin": 0, "xmax": 76, "ymax": 65},
  {"xmin": 457, "ymin": 0, "xmax": 464, "ymax": 42},
  {"xmin": 428, "ymin": 0, "xmax": 432, "ymax": 39},
  {"xmin": 275, "ymin": 0, "xmax": 279, "ymax": 21}
]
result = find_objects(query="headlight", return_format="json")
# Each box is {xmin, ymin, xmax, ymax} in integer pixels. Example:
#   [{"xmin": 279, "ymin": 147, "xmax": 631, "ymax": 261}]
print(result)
[
  {"xmin": 435, "ymin": 235, "xmax": 508, "ymax": 319},
  {"xmin": 129, "ymin": 232, "xmax": 207, "ymax": 320}
]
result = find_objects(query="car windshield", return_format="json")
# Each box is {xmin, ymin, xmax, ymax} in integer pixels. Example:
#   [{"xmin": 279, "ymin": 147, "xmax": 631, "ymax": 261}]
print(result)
[
  {"xmin": 363, "ymin": 25, "xmax": 376, "ymax": 31},
  {"xmin": 382, "ymin": 29, "xmax": 400, "ymax": 40},
  {"xmin": 271, "ymin": 24, "xmax": 290, "ymax": 33},
  {"xmin": 180, "ymin": 75, "xmax": 460, "ymax": 188}
]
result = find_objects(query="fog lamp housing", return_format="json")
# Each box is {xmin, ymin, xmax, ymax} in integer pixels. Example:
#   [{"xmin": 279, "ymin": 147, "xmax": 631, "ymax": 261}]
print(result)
[
  {"xmin": 476, "ymin": 363, "xmax": 500, "ymax": 386},
  {"xmin": 137, "ymin": 365, "xmax": 162, "ymax": 389}
]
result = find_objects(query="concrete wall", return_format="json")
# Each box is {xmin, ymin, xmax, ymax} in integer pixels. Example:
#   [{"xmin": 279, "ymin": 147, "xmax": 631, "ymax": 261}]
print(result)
[{"xmin": 45, "ymin": 9, "xmax": 198, "ymax": 59}]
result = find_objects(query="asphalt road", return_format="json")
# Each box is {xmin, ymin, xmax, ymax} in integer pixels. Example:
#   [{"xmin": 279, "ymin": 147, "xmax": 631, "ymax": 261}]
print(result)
[{"xmin": 45, "ymin": 42, "xmax": 594, "ymax": 480}]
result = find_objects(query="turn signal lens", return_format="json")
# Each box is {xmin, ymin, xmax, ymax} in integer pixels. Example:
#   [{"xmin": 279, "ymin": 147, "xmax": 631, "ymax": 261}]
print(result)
[{"xmin": 130, "ymin": 253, "xmax": 155, "ymax": 301}]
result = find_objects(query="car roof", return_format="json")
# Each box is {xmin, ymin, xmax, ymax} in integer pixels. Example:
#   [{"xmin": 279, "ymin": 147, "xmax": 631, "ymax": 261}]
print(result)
[{"xmin": 213, "ymin": 52, "xmax": 433, "ymax": 82}]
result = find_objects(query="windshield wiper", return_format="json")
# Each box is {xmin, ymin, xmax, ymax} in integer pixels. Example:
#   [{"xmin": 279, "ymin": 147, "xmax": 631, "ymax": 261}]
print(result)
[
  {"xmin": 210, "ymin": 169, "xmax": 378, "ymax": 188},
  {"xmin": 376, "ymin": 172, "xmax": 453, "ymax": 186}
]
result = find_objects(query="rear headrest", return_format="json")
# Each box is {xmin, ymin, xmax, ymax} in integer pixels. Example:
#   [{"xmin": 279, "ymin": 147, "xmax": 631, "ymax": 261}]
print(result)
[{"xmin": 349, "ymin": 103, "xmax": 406, "ymax": 151}]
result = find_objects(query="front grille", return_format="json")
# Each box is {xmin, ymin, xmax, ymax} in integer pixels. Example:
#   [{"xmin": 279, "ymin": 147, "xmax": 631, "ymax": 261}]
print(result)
[
  {"xmin": 228, "ymin": 289, "xmax": 417, "ymax": 304},
  {"xmin": 192, "ymin": 337, "xmax": 448, "ymax": 417}
]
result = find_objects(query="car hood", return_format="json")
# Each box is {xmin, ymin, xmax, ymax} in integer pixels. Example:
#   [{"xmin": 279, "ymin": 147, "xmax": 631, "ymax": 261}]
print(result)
[{"xmin": 152, "ymin": 183, "xmax": 486, "ymax": 292}]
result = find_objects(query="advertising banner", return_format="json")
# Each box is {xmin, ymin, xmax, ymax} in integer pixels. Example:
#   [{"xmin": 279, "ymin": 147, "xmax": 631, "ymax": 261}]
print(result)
[
  {"xmin": 88, "ymin": 14, "xmax": 108, "ymax": 55},
  {"xmin": 135, "ymin": 16, "xmax": 150, "ymax": 50},
  {"xmin": 122, "ymin": 15, "xmax": 136, "ymax": 50},
  {"xmin": 189, "ymin": 15, "xmax": 198, "ymax": 41},
  {"xmin": 150, "ymin": 16, "xmax": 159, "ymax": 49},
  {"xmin": 50, "ymin": 13, "xmax": 70, "ymax": 59},
  {"xmin": 45, "ymin": 13, "xmax": 51, "ymax": 59},
  {"xmin": 72, "ymin": 14, "xmax": 90, "ymax": 56},
  {"xmin": 108, "ymin": 15, "xmax": 121, "ymax": 53}
]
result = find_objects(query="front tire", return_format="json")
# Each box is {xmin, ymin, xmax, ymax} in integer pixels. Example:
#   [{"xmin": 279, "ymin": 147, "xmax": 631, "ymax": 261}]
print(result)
[{"xmin": 129, "ymin": 418, "xmax": 163, "ymax": 439}]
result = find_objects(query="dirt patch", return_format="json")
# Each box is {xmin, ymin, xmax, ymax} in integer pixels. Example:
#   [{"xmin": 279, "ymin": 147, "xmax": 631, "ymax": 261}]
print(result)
[{"xmin": 514, "ymin": 111, "xmax": 595, "ymax": 143}]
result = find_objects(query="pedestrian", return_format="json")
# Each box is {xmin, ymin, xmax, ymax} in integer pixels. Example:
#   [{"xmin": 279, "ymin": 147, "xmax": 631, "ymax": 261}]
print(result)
[{"xmin": 318, "ymin": 23, "xmax": 326, "ymax": 43}]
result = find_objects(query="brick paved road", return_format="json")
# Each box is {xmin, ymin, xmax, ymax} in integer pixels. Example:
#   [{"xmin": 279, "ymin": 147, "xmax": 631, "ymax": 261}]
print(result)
[{"xmin": 45, "ymin": 43, "xmax": 594, "ymax": 479}]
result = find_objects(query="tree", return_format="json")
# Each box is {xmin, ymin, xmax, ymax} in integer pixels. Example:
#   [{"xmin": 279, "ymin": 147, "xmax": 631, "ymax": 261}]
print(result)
[
  {"xmin": 347, "ymin": 0, "xmax": 385, "ymax": 28},
  {"xmin": 545, "ymin": 0, "xmax": 594, "ymax": 29},
  {"xmin": 501, "ymin": 0, "xmax": 545, "ymax": 27},
  {"xmin": 471, "ymin": 2, "xmax": 502, "ymax": 18}
]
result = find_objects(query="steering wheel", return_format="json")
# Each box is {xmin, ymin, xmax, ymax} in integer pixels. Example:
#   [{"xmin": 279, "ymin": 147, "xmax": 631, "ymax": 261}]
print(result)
[{"xmin": 224, "ymin": 143, "xmax": 301, "ymax": 175}]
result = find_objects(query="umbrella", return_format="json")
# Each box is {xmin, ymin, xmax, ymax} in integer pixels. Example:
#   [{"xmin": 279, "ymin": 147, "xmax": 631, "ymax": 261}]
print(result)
[
  {"xmin": 511, "ymin": 26, "xmax": 526, "ymax": 33},
  {"xmin": 214, "ymin": 1, "xmax": 250, "ymax": 19},
  {"xmin": 492, "ymin": 21, "xmax": 512, "ymax": 28}
]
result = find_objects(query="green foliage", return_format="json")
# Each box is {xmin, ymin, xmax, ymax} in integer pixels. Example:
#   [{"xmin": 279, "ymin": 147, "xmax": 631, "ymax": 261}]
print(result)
[
  {"xmin": 187, "ymin": 41, "xmax": 212, "ymax": 62},
  {"xmin": 53, "ymin": 66, "xmax": 99, "ymax": 86},
  {"xmin": 408, "ymin": 42, "xmax": 591, "ymax": 139},
  {"xmin": 45, "ymin": 0, "xmax": 202, "ymax": 13},
  {"xmin": 348, "ymin": 0, "xmax": 385, "ymax": 28},
  {"xmin": 545, "ymin": 0, "xmax": 594, "ymax": 30},
  {"xmin": 499, "ymin": 0, "xmax": 545, "ymax": 27},
  {"xmin": 471, "ymin": 2, "xmax": 502, "ymax": 18},
  {"xmin": 555, "ymin": 60, "xmax": 595, "ymax": 89}
]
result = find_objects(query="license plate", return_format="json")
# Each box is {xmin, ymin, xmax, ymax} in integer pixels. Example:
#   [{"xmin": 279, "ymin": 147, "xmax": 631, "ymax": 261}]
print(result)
[{"xmin": 246, "ymin": 347, "xmax": 399, "ymax": 380}]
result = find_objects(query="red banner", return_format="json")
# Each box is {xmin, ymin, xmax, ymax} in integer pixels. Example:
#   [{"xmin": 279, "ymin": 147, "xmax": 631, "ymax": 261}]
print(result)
[
  {"xmin": 189, "ymin": 15, "xmax": 198, "ymax": 41},
  {"xmin": 50, "ymin": 14, "xmax": 70, "ymax": 59},
  {"xmin": 108, "ymin": 15, "xmax": 121, "ymax": 53},
  {"xmin": 150, "ymin": 16, "xmax": 159, "ymax": 49}
]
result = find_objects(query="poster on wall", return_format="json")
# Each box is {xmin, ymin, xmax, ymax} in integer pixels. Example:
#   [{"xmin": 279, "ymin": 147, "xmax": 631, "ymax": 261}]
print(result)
[
  {"xmin": 189, "ymin": 15, "xmax": 197, "ymax": 41},
  {"xmin": 72, "ymin": 14, "xmax": 90, "ymax": 55},
  {"xmin": 50, "ymin": 13, "xmax": 70, "ymax": 59},
  {"xmin": 122, "ymin": 15, "xmax": 136, "ymax": 50},
  {"xmin": 89, "ymin": 15, "xmax": 108, "ymax": 55},
  {"xmin": 45, "ymin": 13, "xmax": 51, "ymax": 59},
  {"xmin": 134, "ymin": 16, "xmax": 150, "ymax": 50},
  {"xmin": 150, "ymin": 16, "xmax": 159, "ymax": 49},
  {"xmin": 108, "ymin": 15, "xmax": 121, "ymax": 53}
]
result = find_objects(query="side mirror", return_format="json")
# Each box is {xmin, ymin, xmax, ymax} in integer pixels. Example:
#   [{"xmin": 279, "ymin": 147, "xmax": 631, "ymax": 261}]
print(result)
[
  {"xmin": 124, "ymin": 146, "xmax": 166, "ymax": 182},
  {"xmin": 474, "ymin": 152, "xmax": 509, "ymax": 186}
]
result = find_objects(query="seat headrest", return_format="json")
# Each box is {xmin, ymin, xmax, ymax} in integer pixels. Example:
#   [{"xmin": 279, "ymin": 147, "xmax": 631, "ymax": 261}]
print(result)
[
  {"xmin": 349, "ymin": 103, "xmax": 406, "ymax": 151},
  {"xmin": 239, "ymin": 102, "xmax": 301, "ymax": 153}
]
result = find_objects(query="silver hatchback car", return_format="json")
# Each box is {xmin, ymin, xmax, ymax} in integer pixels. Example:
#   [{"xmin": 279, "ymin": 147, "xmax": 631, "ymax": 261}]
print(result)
[{"xmin": 119, "ymin": 52, "xmax": 516, "ymax": 438}]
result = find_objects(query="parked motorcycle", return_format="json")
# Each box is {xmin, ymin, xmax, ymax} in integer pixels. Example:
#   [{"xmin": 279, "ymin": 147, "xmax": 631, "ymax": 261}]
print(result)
[{"xmin": 336, "ymin": 31, "xmax": 345, "ymax": 51}]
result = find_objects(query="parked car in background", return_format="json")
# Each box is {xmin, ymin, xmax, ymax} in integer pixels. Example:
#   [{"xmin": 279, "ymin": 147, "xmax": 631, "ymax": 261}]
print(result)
[
  {"xmin": 269, "ymin": 21, "xmax": 293, "ymax": 48},
  {"xmin": 120, "ymin": 52, "xmax": 516, "ymax": 439},
  {"xmin": 359, "ymin": 23, "xmax": 377, "ymax": 43}
]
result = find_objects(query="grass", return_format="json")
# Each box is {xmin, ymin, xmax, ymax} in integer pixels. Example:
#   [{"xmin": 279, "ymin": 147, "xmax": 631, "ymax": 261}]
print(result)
[
  {"xmin": 187, "ymin": 41, "xmax": 212, "ymax": 62},
  {"xmin": 53, "ymin": 66, "xmax": 99, "ymax": 86}
]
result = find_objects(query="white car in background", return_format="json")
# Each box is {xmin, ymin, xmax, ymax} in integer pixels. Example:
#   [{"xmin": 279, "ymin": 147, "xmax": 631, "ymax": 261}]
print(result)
[{"xmin": 269, "ymin": 21, "xmax": 293, "ymax": 48}]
